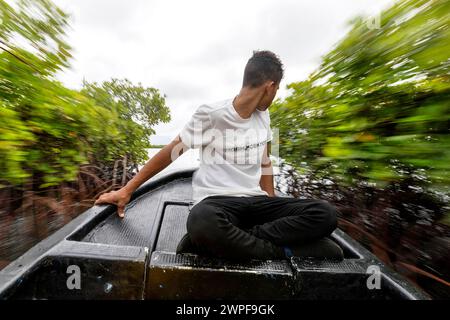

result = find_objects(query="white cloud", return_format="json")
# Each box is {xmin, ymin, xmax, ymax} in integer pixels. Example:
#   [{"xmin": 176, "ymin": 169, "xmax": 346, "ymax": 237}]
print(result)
[{"xmin": 54, "ymin": 0, "xmax": 393, "ymax": 144}]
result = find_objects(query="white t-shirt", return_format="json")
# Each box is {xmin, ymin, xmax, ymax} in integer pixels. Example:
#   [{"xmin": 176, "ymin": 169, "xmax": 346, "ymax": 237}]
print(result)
[{"xmin": 179, "ymin": 97, "xmax": 273, "ymax": 206}]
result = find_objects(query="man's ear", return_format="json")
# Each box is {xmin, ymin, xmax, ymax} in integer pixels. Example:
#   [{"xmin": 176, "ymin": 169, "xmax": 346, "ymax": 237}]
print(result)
[
  {"xmin": 264, "ymin": 81, "xmax": 274, "ymax": 94},
  {"xmin": 270, "ymin": 81, "xmax": 278, "ymax": 93}
]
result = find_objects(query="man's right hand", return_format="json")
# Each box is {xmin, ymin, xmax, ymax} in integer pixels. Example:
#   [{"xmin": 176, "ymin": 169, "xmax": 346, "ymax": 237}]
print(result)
[
  {"xmin": 94, "ymin": 188, "xmax": 132, "ymax": 218},
  {"xmin": 92, "ymin": 136, "xmax": 187, "ymax": 218}
]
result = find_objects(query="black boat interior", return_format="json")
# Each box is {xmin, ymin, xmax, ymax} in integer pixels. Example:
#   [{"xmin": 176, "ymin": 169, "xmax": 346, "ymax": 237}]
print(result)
[{"xmin": 0, "ymin": 169, "xmax": 429, "ymax": 300}]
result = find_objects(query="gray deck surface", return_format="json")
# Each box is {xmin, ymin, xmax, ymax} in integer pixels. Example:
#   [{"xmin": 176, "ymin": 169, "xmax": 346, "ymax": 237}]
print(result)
[{"xmin": 82, "ymin": 178, "xmax": 192, "ymax": 249}]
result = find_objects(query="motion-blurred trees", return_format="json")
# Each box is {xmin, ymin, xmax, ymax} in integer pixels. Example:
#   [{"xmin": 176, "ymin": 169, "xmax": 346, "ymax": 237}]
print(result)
[
  {"xmin": 0, "ymin": 0, "xmax": 170, "ymax": 188},
  {"xmin": 0, "ymin": 0, "xmax": 171, "ymax": 264},
  {"xmin": 271, "ymin": 0, "xmax": 449, "ymax": 297},
  {"xmin": 81, "ymin": 79, "xmax": 170, "ymax": 167},
  {"xmin": 272, "ymin": 0, "xmax": 449, "ymax": 190}
]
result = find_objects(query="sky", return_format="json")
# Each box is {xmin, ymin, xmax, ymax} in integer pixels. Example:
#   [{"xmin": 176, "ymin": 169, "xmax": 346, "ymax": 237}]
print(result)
[{"xmin": 53, "ymin": 0, "xmax": 393, "ymax": 145}]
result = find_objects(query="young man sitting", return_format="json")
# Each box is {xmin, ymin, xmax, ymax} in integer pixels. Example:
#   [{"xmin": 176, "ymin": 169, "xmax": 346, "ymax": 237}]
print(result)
[{"xmin": 95, "ymin": 50, "xmax": 343, "ymax": 262}]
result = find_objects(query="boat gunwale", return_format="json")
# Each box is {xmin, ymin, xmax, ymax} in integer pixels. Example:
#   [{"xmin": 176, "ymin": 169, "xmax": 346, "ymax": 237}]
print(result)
[{"xmin": 0, "ymin": 168, "xmax": 197, "ymax": 297}]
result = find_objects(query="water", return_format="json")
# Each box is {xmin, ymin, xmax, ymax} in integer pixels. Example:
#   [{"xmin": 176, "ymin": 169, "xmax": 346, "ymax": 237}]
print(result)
[{"xmin": 143, "ymin": 148, "xmax": 199, "ymax": 175}]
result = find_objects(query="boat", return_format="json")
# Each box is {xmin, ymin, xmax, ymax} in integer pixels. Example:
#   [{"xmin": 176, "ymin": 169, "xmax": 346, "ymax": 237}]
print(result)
[{"xmin": 0, "ymin": 167, "xmax": 429, "ymax": 300}]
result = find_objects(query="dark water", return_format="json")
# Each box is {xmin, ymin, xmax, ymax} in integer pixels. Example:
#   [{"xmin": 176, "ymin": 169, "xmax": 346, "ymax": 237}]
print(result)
[
  {"xmin": 0, "ymin": 208, "xmax": 76, "ymax": 269},
  {"xmin": 275, "ymin": 162, "xmax": 450, "ymax": 299}
]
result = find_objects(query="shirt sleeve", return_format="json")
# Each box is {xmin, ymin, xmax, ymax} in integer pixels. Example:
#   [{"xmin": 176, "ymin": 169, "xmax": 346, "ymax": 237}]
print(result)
[{"xmin": 179, "ymin": 104, "xmax": 213, "ymax": 149}]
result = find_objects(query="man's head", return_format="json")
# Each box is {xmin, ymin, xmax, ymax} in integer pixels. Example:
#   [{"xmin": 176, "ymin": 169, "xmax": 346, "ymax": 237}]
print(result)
[{"xmin": 242, "ymin": 50, "xmax": 284, "ymax": 109}]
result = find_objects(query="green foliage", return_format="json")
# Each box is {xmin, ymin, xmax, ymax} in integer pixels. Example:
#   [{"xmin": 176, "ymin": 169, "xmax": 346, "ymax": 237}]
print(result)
[
  {"xmin": 149, "ymin": 144, "xmax": 167, "ymax": 149},
  {"xmin": 0, "ymin": 0, "xmax": 72, "ymax": 73},
  {"xmin": 271, "ymin": 0, "xmax": 450, "ymax": 189},
  {"xmin": 0, "ymin": 1, "xmax": 170, "ymax": 188},
  {"xmin": 81, "ymin": 79, "xmax": 171, "ymax": 165}
]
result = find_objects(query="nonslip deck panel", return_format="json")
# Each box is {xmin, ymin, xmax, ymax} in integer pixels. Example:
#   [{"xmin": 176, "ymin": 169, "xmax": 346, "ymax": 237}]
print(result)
[
  {"xmin": 81, "ymin": 178, "xmax": 193, "ymax": 247},
  {"xmin": 150, "ymin": 251, "xmax": 293, "ymax": 273},
  {"xmin": 155, "ymin": 204, "xmax": 189, "ymax": 252}
]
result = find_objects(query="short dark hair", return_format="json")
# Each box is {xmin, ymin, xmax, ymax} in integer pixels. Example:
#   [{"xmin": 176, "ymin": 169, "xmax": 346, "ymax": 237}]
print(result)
[{"xmin": 242, "ymin": 50, "xmax": 284, "ymax": 88}]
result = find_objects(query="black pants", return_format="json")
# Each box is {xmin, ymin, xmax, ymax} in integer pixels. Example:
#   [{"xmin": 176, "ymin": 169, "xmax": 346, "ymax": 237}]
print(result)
[{"xmin": 186, "ymin": 195, "xmax": 338, "ymax": 261}]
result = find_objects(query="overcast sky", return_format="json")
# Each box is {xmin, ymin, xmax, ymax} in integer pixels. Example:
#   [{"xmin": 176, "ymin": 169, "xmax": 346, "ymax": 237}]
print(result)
[{"xmin": 54, "ymin": 0, "xmax": 393, "ymax": 145}]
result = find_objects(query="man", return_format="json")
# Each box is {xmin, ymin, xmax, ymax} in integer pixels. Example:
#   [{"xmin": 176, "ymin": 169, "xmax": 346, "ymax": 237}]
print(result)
[{"xmin": 95, "ymin": 50, "xmax": 343, "ymax": 262}]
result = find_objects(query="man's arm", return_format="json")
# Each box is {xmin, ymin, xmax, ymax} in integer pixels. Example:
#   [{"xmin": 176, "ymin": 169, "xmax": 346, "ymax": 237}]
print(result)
[
  {"xmin": 260, "ymin": 142, "xmax": 275, "ymax": 197},
  {"xmin": 95, "ymin": 135, "xmax": 186, "ymax": 217},
  {"xmin": 123, "ymin": 135, "xmax": 185, "ymax": 194}
]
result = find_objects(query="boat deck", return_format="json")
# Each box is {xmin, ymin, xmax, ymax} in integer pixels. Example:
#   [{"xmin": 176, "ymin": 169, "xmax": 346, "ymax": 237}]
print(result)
[
  {"xmin": 0, "ymin": 169, "xmax": 429, "ymax": 300},
  {"xmin": 82, "ymin": 177, "xmax": 192, "ymax": 249}
]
